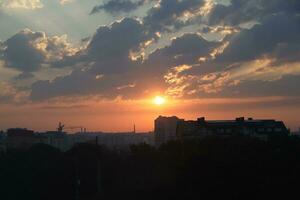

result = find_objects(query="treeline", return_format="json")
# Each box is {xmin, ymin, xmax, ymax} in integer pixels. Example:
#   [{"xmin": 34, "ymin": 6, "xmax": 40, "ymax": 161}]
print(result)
[{"xmin": 1, "ymin": 135, "xmax": 300, "ymax": 200}]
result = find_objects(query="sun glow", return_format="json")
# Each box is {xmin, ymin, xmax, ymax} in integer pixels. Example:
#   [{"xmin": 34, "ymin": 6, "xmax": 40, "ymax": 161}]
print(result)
[{"xmin": 153, "ymin": 96, "xmax": 166, "ymax": 105}]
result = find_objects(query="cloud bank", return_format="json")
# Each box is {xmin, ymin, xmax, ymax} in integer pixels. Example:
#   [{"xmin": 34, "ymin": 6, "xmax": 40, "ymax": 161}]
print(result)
[{"xmin": 0, "ymin": 0, "xmax": 299, "ymax": 104}]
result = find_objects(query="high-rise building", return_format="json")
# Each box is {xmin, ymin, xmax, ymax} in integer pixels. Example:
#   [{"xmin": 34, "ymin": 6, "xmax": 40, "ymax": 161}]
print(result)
[{"xmin": 154, "ymin": 116, "xmax": 184, "ymax": 146}]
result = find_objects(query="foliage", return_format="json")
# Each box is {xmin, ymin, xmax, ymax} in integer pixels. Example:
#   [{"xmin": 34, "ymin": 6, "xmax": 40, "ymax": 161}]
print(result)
[{"xmin": 1, "ymin": 136, "xmax": 300, "ymax": 199}]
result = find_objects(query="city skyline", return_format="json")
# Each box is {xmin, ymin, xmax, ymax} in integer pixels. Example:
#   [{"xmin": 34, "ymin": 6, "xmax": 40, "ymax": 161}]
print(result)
[{"xmin": 0, "ymin": 0, "xmax": 300, "ymax": 131}]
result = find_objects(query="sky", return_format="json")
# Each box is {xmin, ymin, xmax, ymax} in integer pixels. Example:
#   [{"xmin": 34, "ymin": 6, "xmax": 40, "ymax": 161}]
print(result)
[{"xmin": 0, "ymin": 0, "xmax": 299, "ymax": 132}]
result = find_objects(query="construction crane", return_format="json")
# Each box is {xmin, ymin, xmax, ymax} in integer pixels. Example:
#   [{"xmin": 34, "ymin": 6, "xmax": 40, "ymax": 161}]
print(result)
[
  {"xmin": 64, "ymin": 126, "xmax": 86, "ymax": 133},
  {"xmin": 57, "ymin": 122, "xmax": 65, "ymax": 133},
  {"xmin": 57, "ymin": 122, "xmax": 86, "ymax": 133}
]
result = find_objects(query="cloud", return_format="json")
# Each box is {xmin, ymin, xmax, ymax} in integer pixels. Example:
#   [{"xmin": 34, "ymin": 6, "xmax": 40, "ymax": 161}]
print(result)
[
  {"xmin": 0, "ymin": 81, "xmax": 28, "ymax": 103},
  {"xmin": 87, "ymin": 18, "xmax": 149, "ymax": 62},
  {"xmin": 217, "ymin": 14, "xmax": 300, "ymax": 63},
  {"xmin": 30, "ymin": 30, "xmax": 219, "ymax": 101},
  {"xmin": 90, "ymin": 0, "xmax": 215, "ymax": 33},
  {"xmin": 57, "ymin": 18, "xmax": 157, "ymax": 72},
  {"xmin": 31, "ymin": 11, "xmax": 300, "ymax": 101},
  {"xmin": 163, "ymin": 59, "xmax": 300, "ymax": 99},
  {"xmin": 226, "ymin": 75, "xmax": 300, "ymax": 97},
  {"xmin": 208, "ymin": 0, "xmax": 300, "ymax": 26},
  {"xmin": 1, "ymin": 29, "xmax": 46, "ymax": 72},
  {"xmin": 30, "ymin": 67, "xmax": 167, "ymax": 101},
  {"xmin": 196, "ymin": 59, "xmax": 300, "ymax": 96},
  {"xmin": 143, "ymin": 0, "xmax": 207, "ymax": 32},
  {"xmin": 145, "ymin": 33, "xmax": 219, "ymax": 72},
  {"xmin": 10, "ymin": 0, "xmax": 299, "ymax": 102},
  {"xmin": 162, "ymin": 14, "xmax": 300, "ymax": 98},
  {"xmin": 90, "ymin": 0, "xmax": 150, "ymax": 14},
  {"xmin": 29, "ymin": 18, "xmax": 157, "ymax": 100},
  {"xmin": 59, "ymin": 0, "xmax": 72, "ymax": 5},
  {"xmin": 0, "ymin": 0, "xmax": 43, "ymax": 9},
  {"xmin": 1, "ymin": 29, "xmax": 78, "ymax": 73}
]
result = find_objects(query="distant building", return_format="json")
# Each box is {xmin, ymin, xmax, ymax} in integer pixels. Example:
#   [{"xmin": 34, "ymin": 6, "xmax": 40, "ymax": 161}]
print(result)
[
  {"xmin": 36, "ymin": 131, "xmax": 69, "ymax": 151},
  {"xmin": 154, "ymin": 116, "xmax": 289, "ymax": 146},
  {"xmin": 154, "ymin": 116, "xmax": 184, "ymax": 146},
  {"xmin": 3, "ymin": 127, "xmax": 154, "ymax": 152},
  {"xmin": 93, "ymin": 132, "xmax": 154, "ymax": 150},
  {"xmin": 0, "ymin": 131, "xmax": 6, "ymax": 154},
  {"xmin": 291, "ymin": 128, "xmax": 300, "ymax": 136},
  {"xmin": 177, "ymin": 117, "xmax": 289, "ymax": 140},
  {"xmin": 6, "ymin": 128, "xmax": 36, "ymax": 149},
  {"xmin": 0, "ymin": 130, "xmax": 5, "ymax": 140}
]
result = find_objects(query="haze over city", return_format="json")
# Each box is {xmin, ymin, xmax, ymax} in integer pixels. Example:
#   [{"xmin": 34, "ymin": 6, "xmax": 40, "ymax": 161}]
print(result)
[{"xmin": 0, "ymin": 0, "xmax": 299, "ymax": 132}]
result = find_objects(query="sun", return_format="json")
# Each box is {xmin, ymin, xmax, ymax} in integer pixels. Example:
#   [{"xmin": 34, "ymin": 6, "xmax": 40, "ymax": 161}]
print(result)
[{"xmin": 153, "ymin": 96, "xmax": 166, "ymax": 105}]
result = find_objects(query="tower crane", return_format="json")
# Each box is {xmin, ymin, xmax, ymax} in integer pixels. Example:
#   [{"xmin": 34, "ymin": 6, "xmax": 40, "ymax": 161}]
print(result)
[
  {"xmin": 64, "ymin": 126, "xmax": 86, "ymax": 133},
  {"xmin": 57, "ymin": 122, "xmax": 86, "ymax": 133}
]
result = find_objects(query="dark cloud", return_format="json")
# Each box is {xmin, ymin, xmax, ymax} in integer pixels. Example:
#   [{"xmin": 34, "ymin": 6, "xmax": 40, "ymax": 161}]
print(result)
[
  {"xmin": 90, "ymin": 0, "xmax": 149, "ymax": 14},
  {"xmin": 146, "ymin": 33, "xmax": 219, "ymax": 72},
  {"xmin": 168, "ymin": 70, "xmax": 300, "ymax": 100},
  {"xmin": 90, "ymin": 0, "xmax": 300, "ymax": 33},
  {"xmin": 91, "ymin": 0, "xmax": 207, "ymax": 32},
  {"xmin": 208, "ymin": 0, "xmax": 300, "ymax": 26},
  {"xmin": 77, "ymin": 18, "xmax": 154, "ymax": 74},
  {"xmin": 30, "ymin": 66, "xmax": 168, "ymax": 101},
  {"xmin": 30, "ymin": 31, "xmax": 218, "ymax": 101},
  {"xmin": 1, "ymin": 29, "xmax": 46, "ymax": 72},
  {"xmin": 15, "ymin": 72, "xmax": 35, "ymax": 80},
  {"xmin": 216, "ymin": 75, "xmax": 300, "ymax": 98},
  {"xmin": 160, "ymin": 13, "xmax": 300, "ymax": 99},
  {"xmin": 28, "ymin": 0, "xmax": 300, "ymax": 101},
  {"xmin": 217, "ymin": 14, "xmax": 300, "ymax": 63},
  {"xmin": 87, "ymin": 18, "xmax": 149, "ymax": 60},
  {"xmin": 144, "ymin": 0, "xmax": 205, "ymax": 32},
  {"xmin": 0, "ymin": 29, "xmax": 77, "ymax": 73},
  {"xmin": 30, "ymin": 18, "xmax": 159, "ymax": 100},
  {"xmin": 30, "ymin": 69, "xmax": 117, "ymax": 101}
]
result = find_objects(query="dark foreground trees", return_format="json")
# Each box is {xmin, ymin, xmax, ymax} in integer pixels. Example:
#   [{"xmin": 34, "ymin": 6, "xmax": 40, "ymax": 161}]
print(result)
[{"xmin": 1, "ymin": 135, "xmax": 300, "ymax": 200}]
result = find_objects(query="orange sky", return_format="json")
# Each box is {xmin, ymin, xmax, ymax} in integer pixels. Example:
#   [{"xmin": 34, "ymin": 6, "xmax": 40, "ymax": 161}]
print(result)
[{"xmin": 1, "ymin": 96, "xmax": 299, "ymax": 132}]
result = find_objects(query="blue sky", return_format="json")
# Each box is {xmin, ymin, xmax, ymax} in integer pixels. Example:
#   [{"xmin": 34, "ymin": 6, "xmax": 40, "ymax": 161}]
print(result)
[
  {"xmin": 0, "ymin": 0, "xmax": 299, "ymax": 131},
  {"xmin": 0, "ymin": 0, "xmax": 114, "ymax": 41}
]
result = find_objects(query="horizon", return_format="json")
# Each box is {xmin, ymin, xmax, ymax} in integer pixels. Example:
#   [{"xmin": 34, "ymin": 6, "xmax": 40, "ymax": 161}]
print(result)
[
  {"xmin": 0, "ymin": 0, "xmax": 300, "ymax": 132},
  {"xmin": 1, "ymin": 112, "xmax": 299, "ymax": 133}
]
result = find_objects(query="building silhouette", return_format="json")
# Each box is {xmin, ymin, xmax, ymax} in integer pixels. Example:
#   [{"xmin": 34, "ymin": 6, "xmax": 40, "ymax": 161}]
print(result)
[
  {"xmin": 154, "ymin": 116, "xmax": 184, "ymax": 146},
  {"xmin": 6, "ymin": 128, "xmax": 36, "ymax": 149},
  {"xmin": 0, "ymin": 131, "xmax": 6, "ymax": 154},
  {"xmin": 155, "ymin": 116, "xmax": 289, "ymax": 146},
  {"xmin": 2, "ymin": 127, "xmax": 154, "ymax": 152}
]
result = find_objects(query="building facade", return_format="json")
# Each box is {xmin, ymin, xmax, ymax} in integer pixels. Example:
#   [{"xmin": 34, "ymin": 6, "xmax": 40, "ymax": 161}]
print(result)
[
  {"xmin": 154, "ymin": 116, "xmax": 289, "ymax": 146},
  {"xmin": 154, "ymin": 116, "xmax": 184, "ymax": 146},
  {"xmin": 177, "ymin": 117, "xmax": 289, "ymax": 140},
  {"xmin": 6, "ymin": 128, "xmax": 36, "ymax": 149}
]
